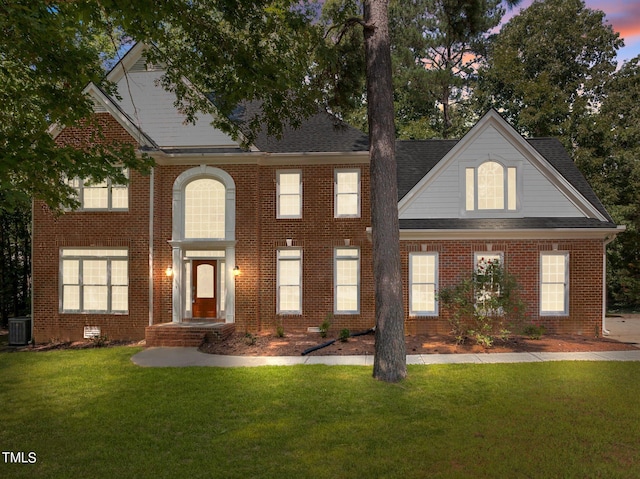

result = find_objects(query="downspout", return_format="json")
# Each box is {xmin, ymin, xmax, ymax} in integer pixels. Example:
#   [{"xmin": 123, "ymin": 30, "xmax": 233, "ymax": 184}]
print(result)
[
  {"xmin": 148, "ymin": 166, "xmax": 154, "ymax": 326},
  {"xmin": 602, "ymin": 233, "xmax": 617, "ymax": 336},
  {"xmin": 30, "ymin": 199, "xmax": 34, "ymax": 342}
]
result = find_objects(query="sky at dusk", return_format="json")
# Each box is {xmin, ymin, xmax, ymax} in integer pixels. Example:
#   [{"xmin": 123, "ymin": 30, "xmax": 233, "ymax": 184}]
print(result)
[{"xmin": 505, "ymin": 0, "xmax": 640, "ymax": 64}]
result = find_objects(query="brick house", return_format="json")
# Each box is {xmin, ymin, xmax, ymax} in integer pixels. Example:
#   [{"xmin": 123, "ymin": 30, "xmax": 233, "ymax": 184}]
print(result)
[{"xmin": 32, "ymin": 43, "xmax": 623, "ymax": 345}]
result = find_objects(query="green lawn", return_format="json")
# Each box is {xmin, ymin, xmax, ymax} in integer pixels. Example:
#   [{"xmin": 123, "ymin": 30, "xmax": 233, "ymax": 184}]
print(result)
[{"xmin": 1, "ymin": 348, "xmax": 640, "ymax": 478}]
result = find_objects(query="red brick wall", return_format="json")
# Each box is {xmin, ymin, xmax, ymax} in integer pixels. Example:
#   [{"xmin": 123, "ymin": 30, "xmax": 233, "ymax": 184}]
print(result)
[
  {"xmin": 33, "ymin": 115, "xmax": 150, "ymax": 341},
  {"xmin": 256, "ymin": 164, "xmax": 374, "ymax": 335},
  {"xmin": 150, "ymin": 162, "xmax": 374, "ymax": 336},
  {"xmin": 34, "ymin": 113, "xmax": 606, "ymax": 341},
  {"xmin": 401, "ymin": 239, "xmax": 604, "ymax": 337}
]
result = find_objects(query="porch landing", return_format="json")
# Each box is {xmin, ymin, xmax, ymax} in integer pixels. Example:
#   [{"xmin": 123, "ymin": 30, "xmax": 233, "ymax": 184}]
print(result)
[{"xmin": 145, "ymin": 322, "xmax": 235, "ymax": 348}]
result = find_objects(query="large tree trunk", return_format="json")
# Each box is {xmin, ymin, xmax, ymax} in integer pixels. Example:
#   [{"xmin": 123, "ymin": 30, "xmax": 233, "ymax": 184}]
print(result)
[{"xmin": 363, "ymin": 0, "xmax": 407, "ymax": 382}]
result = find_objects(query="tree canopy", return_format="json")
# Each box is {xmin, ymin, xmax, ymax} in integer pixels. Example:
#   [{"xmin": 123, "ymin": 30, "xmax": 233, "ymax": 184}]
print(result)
[
  {"xmin": 574, "ymin": 56, "xmax": 640, "ymax": 307},
  {"xmin": 0, "ymin": 1, "xmax": 152, "ymax": 211},
  {"xmin": 474, "ymin": 0, "xmax": 622, "ymax": 143},
  {"xmin": 1, "ymin": 0, "xmax": 324, "ymax": 210}
]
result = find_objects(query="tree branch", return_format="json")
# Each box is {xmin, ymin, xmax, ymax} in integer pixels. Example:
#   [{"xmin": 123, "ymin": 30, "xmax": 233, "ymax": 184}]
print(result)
[{"xmin": 325, "ymin": 17, "xmax": 374, "ymax": 45}]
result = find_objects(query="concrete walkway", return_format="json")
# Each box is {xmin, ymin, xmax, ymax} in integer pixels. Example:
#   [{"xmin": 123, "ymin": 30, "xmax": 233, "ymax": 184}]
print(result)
[
  {"xmin": 131, "ymin": 347, "xmax": 640, "ymax": 368},
  {"xmin": 132, "ymin": 314, "xmax": 640, "ymax": 368}
]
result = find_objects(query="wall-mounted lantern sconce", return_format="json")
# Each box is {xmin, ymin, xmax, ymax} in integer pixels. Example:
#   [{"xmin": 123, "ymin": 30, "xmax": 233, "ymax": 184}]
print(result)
[
  {"xmin": 233, "ymin": 265, "xmax": 241, "ymax": 277},
  {"xmin": 165, "ymin": 266, "xmax": 173, "ymax": 277}
]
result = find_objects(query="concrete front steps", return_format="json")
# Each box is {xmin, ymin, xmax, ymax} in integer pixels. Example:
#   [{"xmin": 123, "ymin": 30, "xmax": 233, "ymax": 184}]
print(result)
[{"xmin": 145, "ymin": 322, "xmax": 235, "ymax": 347}]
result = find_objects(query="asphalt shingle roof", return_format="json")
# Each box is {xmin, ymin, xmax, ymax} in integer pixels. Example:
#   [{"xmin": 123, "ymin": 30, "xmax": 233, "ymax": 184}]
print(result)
[{"xmin": 238, "ymin": 103, "xmax": 369, "ymax": 153}]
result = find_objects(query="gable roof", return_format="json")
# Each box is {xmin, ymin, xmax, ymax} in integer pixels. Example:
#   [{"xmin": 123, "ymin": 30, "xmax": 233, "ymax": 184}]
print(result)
[
  {"xmin": 395, "ymin": 136, "xmax": 612, "ymax": 223},
  {"xmin": 394, "ymin": 109, "xmax": 618, "ymax": 234}
]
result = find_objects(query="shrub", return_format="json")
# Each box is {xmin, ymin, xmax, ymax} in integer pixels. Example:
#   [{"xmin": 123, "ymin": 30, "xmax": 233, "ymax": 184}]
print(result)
[
  {"xmin": 319, "ymin": 313, "xmax": 332, "ymax": 338},
  {"xmin": 439, "ymin": 259, "xmax": 526, "ymax": 347},
  {"xmin": 522, "ymin": 323, "xmax": 546, "ymax": 340},
  {"xmin": 339, "ymin": 328, "xmax": 350, "ymax": 342}
]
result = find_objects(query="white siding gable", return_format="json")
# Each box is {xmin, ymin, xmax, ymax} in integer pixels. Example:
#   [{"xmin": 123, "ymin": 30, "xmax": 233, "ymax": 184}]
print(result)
[
  {"xmin": 399, "ymin": 111, "xmax": 598, "ymax": 220},
  {"xmin": 95, "ymin": 43, "xmax": 240, "ymax": 150},
  {"xmin": 113, "ymin": 70, "xmax": 239, "ymax": 149}
]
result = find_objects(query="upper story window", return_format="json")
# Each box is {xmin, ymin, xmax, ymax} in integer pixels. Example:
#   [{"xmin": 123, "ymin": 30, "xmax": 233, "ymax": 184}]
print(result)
[
  {"xmin": 68, "ymin": 169, "xmax": 129, "ymax": 210},
  {"xmin": 184, "ymin": 178, "xmax": 225, "ymax": 239},
  {"xmin": 277, "ymin": 170, "xmax": 302, "ymax": 219},
  {"xmin": 465, "ymin": 161, "xmax": 516, "ymax": 212},
  {"xmin": 335, "ymin": 169, "xmax": 360, "ymax": 218}
]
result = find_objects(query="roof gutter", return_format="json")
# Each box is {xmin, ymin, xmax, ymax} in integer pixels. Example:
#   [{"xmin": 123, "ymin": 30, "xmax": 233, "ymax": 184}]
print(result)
[{"xmin": 396, "ymin": 225, "xmax": 626, "ymax": 241}]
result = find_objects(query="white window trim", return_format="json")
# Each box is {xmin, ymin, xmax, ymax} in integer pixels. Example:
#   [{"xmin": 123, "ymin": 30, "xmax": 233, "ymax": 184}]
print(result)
[
  {"xmin": 59, "ymin": 248, "xmax": 129, "ymax": 314},
  {"xmin": 334, "ymin": 168, "xmax": 361, "ymax": 218},
  {"xmin": 540, "ymin": 252, "xmax": 569, "ymax": 316},
  {"xmin": 277, "ymin": 249, "xmax": 302, "ymax": 314},
  {"xmin": 334, "ymin": 247, "xmax": 360, "ymax": 315},
  {"xmin": 68, "ymin": 169, "xmax": 129, "ymax": 211},
  {"xmin": 276, "ymin": 170, "xmax": 302, "ymax": 219},
  {"xmin": 409, "ymin": 252, "xmax": 438, "ymax": 316},
  {"xmin": 460, "ymin": 159, "xmax": 522, "ymax": 217}
]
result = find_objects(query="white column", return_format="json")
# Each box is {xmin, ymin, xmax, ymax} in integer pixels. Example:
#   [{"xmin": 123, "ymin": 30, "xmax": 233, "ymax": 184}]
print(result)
[
  {"xmin": 225, "ymin": 246, "xmax": 236, "ymax": 323},
  {"xmin": 171, "ymin": 246, "xmax": 182, "ymax": 323}
]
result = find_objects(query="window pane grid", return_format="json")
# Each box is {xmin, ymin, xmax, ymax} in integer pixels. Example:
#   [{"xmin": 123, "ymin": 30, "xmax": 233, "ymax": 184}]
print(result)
[
  {"xmin": 541, "ymin": 253, "xmax": 568, "ymax": 314},
  {"xmin": 277, "ymin": 249, "xmax": 301, "ymax": 313},
  {"xmin": 466, "ymin": 162, "xmax": 516, "ymax": 212},
  {"xmin": 477, "ymin": 161, "xmax": 504, "ymax": 210},
  {"xmin": 410, "ymin": 253, "xmax": 437, "ymax": 315},
  {"xmin": 71, "ymin": 169, "xmax": 129, "ymax": 210},
  {"xmin": 184, "ymin": 178, "xmax": 225, "ymax": 239},
  {"xmin": 60, "ymin": 249, "xmax": 128, "ymax": 313},
  {"xmin": 335, "ymin": 248, "xmax": 360, "ymax": 313},
  {"xmin": 277, "ymin": 172, "xmax": 301, "ymax": 218},
  {"xmin": 335, "ymin": 170, "xmax": 360, "ymax": 217}
]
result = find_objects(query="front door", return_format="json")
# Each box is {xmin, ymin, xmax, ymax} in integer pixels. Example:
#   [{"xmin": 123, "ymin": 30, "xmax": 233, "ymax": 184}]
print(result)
[{"xmin": 192, "ymin": 260, "xmax": 217, "ymax": 318}]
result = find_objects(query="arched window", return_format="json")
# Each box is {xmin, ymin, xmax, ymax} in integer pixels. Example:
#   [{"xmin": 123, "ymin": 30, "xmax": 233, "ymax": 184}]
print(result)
[
  {"xmin": 184, "ymin": 178, "xmax": 225, "ymax": 239},
  {"xmin": 477, "ymin": 161, "xmax": 504, "ymax": 209},
  {"xmin": 465, "ymin": 161, "xmax": 517, "ymax": 211}
]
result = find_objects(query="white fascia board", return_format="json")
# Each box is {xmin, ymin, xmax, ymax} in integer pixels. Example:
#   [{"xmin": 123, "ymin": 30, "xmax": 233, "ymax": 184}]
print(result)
[
  {"xmin": 398, "ymin": 225, "xmax": 626, "ymax": 241},
  {"xmin": 105, "ymin": 42, "xmax": 148, "ymax": 84}
]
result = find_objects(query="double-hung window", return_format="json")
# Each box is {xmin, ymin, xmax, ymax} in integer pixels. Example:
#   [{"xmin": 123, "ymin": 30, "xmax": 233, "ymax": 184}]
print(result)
[
  {"xmin": 540, "ymin": 252, "xmax": 569, "ymax": 315},
  {"xmin": 68, "ymin": 169, "xmax": 129, "ymax": 210},
  {"xmin": 60, "ymin": 249, "xmax": 128, "ymax": 313},
  {"xmin": 465, "ymin": 161, "xmax": 516, "ymax": 212},
  {"xmin": 474, "ymin": 253, "xmax": 503, "ymax": 310},
  {"xmin": 409, "ymin": 252, "xmax": 438, "ymax": 316},
  {"xmin": 334, "ymin": 169, "xmax": 360, "ymax": 218},
  {"xmin": 334, "ymin": 248, "xmax": 360, "ymax": 314},
  {"xmin": 277, "ymin": 170, "xmax": 302, "ymax": 218},
  {"xmin": 277, "ymin": 249, "xmax": 302, "ymax": 314}
]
